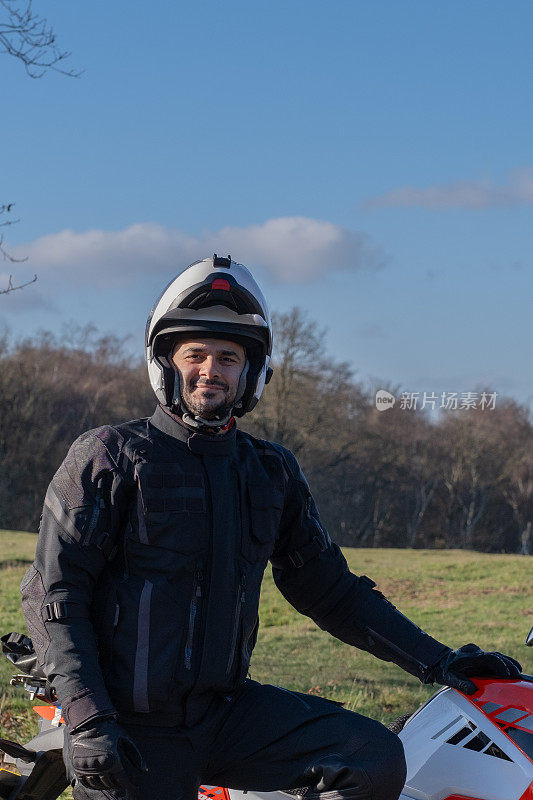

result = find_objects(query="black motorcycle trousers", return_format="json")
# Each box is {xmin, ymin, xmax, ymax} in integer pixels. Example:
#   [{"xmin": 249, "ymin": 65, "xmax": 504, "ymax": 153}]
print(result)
[{"xmin": 66, "ymin": 680, "xmax": 406, "ymax": 800}]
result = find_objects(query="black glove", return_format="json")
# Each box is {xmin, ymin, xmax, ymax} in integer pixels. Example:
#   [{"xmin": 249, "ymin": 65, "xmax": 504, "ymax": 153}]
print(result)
[
  {"xmin": 69, "ymin": 718, "xmax": 147, "ymax": 792},
  {"xmin": 428, "ymin": 643, "xmax": 522, "ymax": 695}
]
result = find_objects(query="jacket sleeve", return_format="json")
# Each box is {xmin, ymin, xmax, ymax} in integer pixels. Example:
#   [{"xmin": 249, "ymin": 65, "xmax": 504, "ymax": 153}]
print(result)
[
  {"xmin": 269, "ymin": 446, "xmax": 450, "ymax": 682},
  {"xmin": 21, "ymin": 428, "xmax": 132, "ymax": 730}
]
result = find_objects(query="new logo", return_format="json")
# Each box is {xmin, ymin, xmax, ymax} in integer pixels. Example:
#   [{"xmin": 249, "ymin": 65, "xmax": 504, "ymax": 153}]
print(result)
[{"xmin": 375, "ymin": 389, "xmax": 396, "ymax": 411}]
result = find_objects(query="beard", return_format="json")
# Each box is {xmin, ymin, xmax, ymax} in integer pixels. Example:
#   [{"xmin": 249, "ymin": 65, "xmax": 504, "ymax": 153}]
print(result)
[{"xmin": 181, "ymin": 377, "xmax": 237, "ymax": 421}]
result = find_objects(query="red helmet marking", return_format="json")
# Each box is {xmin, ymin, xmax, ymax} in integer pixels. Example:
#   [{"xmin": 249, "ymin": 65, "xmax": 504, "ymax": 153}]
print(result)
[{"xmin": 211, "ymin": 279, "xmax": 231, "ymax": 291}]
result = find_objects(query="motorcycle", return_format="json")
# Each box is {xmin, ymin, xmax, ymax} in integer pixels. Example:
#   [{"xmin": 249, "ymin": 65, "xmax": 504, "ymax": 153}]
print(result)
[{"xmin": 1, "ymin": 629, "xmax": 532, "ymax": 800}]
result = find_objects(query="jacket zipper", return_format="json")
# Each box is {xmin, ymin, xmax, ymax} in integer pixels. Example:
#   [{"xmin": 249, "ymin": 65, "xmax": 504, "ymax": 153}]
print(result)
[
  {"xmin": 184, "ymin": 568, "xmax": 203, "ymax": 670},
  {"xmin": 226, "ymin": 574, "xmax": 246, "ymax": 676}
]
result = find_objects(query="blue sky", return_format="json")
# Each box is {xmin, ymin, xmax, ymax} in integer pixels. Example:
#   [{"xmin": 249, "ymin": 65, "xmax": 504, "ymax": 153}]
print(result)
[{"xmin": 2, "ymin": 0, "xmax": 532, "ymax": 409}]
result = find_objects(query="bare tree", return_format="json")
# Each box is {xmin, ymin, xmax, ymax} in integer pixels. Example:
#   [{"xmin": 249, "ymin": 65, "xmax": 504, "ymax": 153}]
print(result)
[
  {"xmin": 3, "ymin": 308, "xmax": 531, "ymax": 550},
  {"xmin": 441, "ymin": 423, "xmax": 498, "ymax": 550},
  {"xmin": 505, "ymin": 454, "xmax": 533, "ymax": 555},
  {"xmin": 501, "ymin": 410, "xmax": 533, "ymax": 555},
  {"xmin": 395, "ymin": 418, "xmax": 441, "ymax": 548},
  {"xmin": 0, "ymin": 0, "xmax": 80, "ymax": 78},
  {"xmin": 1, "ymin": 2, "xmax": 80, "ymax": 293},
  {"xmin": 440, "ymin": 400, "xmax": 528, "ymax": 550},
  {"xmin": 246, "ymin": 307, "xmax": 364, "ymax": 470},
  {"xmin": 0, "ymin": 328, "xmax": 153, "ymax": 531},
  {"xmin": 0, "ymin": 203, "xmax": 36, "ymax": 294}
]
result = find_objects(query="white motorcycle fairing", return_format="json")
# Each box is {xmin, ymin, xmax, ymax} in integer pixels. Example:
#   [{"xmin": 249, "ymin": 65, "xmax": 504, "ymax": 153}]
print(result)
[{"xmin": 201, "ymin": 677, "xmax": 533, "ymax": 800}]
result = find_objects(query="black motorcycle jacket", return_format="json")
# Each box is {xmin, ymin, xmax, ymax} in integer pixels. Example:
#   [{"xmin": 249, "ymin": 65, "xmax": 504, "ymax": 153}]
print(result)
[{"xmin": 22, "ymin": 405, "xmax": 449, "ymax": 731}]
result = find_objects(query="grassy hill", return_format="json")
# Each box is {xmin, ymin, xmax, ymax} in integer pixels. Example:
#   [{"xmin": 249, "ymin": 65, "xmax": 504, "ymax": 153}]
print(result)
[{"xmin": 1, "ymin": 529, "xmax": 531, "ymax": 743}]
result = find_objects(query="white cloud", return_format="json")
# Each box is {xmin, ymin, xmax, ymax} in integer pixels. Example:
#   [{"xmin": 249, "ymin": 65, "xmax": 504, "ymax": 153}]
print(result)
[
  {"xmin": 10, "ymin": 217, "xmax": 385, "ymax": 288},
  {"xmin": 364, "ymin": 167, "xmax": 533, "ymax": 210}
]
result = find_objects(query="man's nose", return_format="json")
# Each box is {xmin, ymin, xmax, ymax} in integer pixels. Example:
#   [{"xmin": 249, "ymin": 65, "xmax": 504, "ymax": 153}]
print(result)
[{"xmin": 199, "ymin": 356, "xmax": 219, "ymax": 379}]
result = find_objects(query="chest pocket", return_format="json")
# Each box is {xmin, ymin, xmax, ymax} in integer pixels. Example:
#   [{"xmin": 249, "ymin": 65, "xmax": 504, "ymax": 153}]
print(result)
[
  {"xmin": 242, "ymin": 483, "xmax": 284, "ymax": 563},
  {"xmin": 134, "ymin": 462, "xmax": 207, "ymax": 555}
]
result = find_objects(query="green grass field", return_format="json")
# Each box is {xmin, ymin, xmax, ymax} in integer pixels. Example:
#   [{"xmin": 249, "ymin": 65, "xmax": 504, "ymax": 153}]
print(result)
[{"xmin": 0, "ymin": 528, "xmax": 532, "ymax": 795}]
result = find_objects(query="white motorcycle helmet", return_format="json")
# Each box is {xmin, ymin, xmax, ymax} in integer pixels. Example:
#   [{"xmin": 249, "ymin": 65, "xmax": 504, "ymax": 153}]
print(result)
[{"xmin": 146, "ymin": 254, "xmax": 273, "ymax": 424}]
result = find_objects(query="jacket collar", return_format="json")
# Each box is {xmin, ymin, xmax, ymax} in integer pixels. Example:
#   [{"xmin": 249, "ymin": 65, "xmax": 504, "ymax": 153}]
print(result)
[{"xmin": 149, "ymin": 404, "xmax": 237, "ymax": 456}]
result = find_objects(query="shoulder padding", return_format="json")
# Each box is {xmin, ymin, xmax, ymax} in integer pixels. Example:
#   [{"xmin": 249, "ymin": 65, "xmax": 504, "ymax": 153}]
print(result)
[{"xmin": 67, "ymin": 418, "xmax": 152, "ymax": 480}]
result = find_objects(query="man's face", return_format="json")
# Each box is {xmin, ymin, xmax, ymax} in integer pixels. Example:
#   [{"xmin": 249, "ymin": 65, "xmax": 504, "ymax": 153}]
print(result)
[{"xmin": 172, "ymin": 338, "xmax": 246, "ymax": 420}]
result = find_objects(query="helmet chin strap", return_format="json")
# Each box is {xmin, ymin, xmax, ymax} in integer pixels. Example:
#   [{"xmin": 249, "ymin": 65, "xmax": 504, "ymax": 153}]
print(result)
[{"xmin": 171, "ymin": 361, "xmax": 249, "ymax": 431}]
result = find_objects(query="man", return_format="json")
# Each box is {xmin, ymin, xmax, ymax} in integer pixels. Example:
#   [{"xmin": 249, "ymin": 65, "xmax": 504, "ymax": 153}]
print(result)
[{"xmin": 22, "ymin": 255, "xmax": 521, "ymax": 800}]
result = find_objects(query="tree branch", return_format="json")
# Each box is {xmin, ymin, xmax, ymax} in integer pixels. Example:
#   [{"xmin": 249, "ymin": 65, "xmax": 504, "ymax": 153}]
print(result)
[
  {"xmin": 0, "ymin": 203, "xmax": 34, "ymax": 292},
  {"xmin": 0, "ymin": 272, "xmax": 37, "ymax": 294},
  {"xmin": 0, "ymin": 0, "xmax": 81, "ymax": 78},
  {"xmin": 0, "ymin": 231, "xmax": 28, "ymax": 262}
]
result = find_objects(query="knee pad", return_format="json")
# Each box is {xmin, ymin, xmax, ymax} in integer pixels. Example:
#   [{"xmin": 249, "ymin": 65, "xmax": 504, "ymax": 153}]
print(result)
[
  {"xmin": 345, "ymin": 729, "xmax": 406, "ymax": 800},
  {"xmin": 302, "ymin": 729, "xmax": 406, "ymax": 800},
  {"xmin": 299, "ymin": 753, "xmax": 371, "ymax": 799}
]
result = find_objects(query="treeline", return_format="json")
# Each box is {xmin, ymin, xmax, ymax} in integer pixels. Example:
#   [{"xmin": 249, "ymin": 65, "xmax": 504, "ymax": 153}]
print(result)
[
  {"xmin": 0, "ymin": 312, "xmax": 531, "ymax": 553},
  {"xmin": 0, "ymin": 327, "xmax": 154, "ymax": 531}
]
